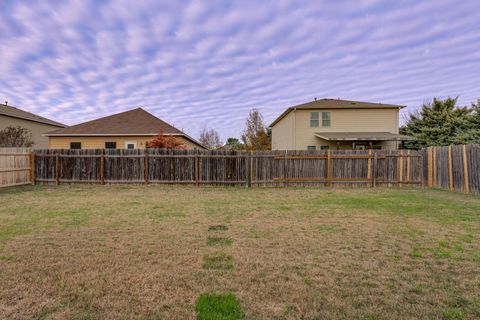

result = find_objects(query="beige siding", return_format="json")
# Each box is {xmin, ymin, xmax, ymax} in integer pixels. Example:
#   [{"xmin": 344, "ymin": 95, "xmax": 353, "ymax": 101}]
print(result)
[
  {"xmin": 271, "ymin": 111, "xmax": 294, "ymax": 149},
  {"xmin": 0, "ymin": 115, "xmax": 63, "ymax": 148},
  {"xmin": 272, "ymin": 108, "xmax": 400, "ymax": 150},
  {"xmin": 48, "ymin": 135, "xmax": 202, "ymax": 149}
]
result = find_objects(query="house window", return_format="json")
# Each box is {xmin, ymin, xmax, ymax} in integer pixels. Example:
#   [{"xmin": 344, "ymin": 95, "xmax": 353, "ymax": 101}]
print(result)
[
  {"xmin": 125, "ymin": 141, "xmax": 137, "ymax": 149},
  {"xmin": 307, "ymin": 146, "xmax": 316, "ymax": 150},
  {"xmin": 322, "ymin": 112, "xmax": 331, "ymax": 127},
  {"xmin": 320, "ymin": 146, "xmax": 329, "ymax": 150},
  {"xmin": 310, "ymin": 112, "xmax": 319, "ymax": 127},
  {"xmin": 105, "ymin": 142, "xmax": 116, "ymax": 149},
  {"xmin": 70, "ymin": 142, "xmax": 81, "ymax": 149}
]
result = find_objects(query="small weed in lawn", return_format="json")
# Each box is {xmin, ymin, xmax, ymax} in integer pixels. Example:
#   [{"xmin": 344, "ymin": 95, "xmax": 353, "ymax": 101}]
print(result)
[
  {"xmin": 208, "ymin": 224, "xmax": 229, "ymax": 231},
  {"xmin": 442, "ymin": 309, "xmax": 465, "ymax": 319},
  {"xmin": 409, "ymin": 284, "xmax": 426, "ymax": 295},
  {"xmin": 203, "ymin": 253, "xmax": 234, "ymax": 270},
  {"xmin": 411, "ymin": 247, "xmax": 424, "ymax": 258},
  {"xmin": 458, "ymin": 234, "xmax": 473, "ymax": 243},
  {"xmin": 196, "ymin": 293, "xmax": 244, "ymax": 320},
  {"xmin": 207, "ymin": 236, "xmax": 233, "ymax": 247},
  {"xmin": 433, "ymin": 245, "xmax": 453, "ymax": 258}
]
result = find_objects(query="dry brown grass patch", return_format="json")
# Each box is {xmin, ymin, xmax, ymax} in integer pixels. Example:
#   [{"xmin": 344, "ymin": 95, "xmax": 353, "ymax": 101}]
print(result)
[{"xmin": 0, "ymin": 185, "xmax": 479, "ymax": 319}]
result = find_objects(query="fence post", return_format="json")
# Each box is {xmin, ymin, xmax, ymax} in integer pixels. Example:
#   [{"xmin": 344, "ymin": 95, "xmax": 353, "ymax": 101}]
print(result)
[
  {"xmin": 326, "ymin": 149, "xmax": 331, "ymax": 187},
  {"xmin": 100, "ymin": 151, "xmax": 105, "ymax": 185},
  {"xmin": 367, "ymin": 150, "xmax": 372, "ymax": 186},
  {"xmin": 462, "ymin": 145, "xmax": 469, "ymax": 193},
  {"xmin": 144, "ymin": 150, "xmax": 149, "ymax": 184},
  {"xmin": 245, "ymin": 152, "xmax": 252, "ymax": 188},
  {"xmin": 406, "ymin": 149, "xmax": 411, "ymax": 187},
  {"xmin": 29, "ymin": 152, "xmax": 35, "ymax": 185},
  {"xmin": 427, "ymin": 147, "xmax": 433, "ymax": 187},
  {"xmin": 284, "ymin": 150, "xmax": 288, "ymax": 187},
  {"xmin": 373, "ymin": 152, "xmax": 378, "ymax": 188},
  {"xmin": 195, "ymin": 153, "xmax": 199, "ymax": 187},
  {"xmin": 433, "ymin": 146, "xmax": 437, "ymax": 188},
  {"xmin": 55, "ymin": 153, "xmax": 60, "ymax": 185},
  {"xmin": 448, "ymin": 145, "xmax": 453, "ymax": 192},
  {"xmin": 398, "ymin": 150, "xmax": 403, "ymax": 187}
]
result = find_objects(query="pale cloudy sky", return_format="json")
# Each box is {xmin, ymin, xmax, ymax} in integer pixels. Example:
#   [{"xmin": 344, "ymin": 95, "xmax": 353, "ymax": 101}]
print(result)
[{"xmin": 1, "ymin": 0, "xmax": 479, "ymax": 140}]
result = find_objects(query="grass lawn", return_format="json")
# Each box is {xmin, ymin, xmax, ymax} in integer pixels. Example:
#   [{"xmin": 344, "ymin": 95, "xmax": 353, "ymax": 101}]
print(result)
[{"xmin": 0, "ymin": 185, "xmax": 479, "ymax": 319}]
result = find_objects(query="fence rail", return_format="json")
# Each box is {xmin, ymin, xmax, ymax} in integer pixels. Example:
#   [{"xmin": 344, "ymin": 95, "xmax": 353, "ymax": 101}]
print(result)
[
  {"xmin": 0, "ymin": 148, "xmax": 32, "ymax": 188},
  {"xmin": 1, "ymin": 145, "xmax": 478, "ymax": 194}
]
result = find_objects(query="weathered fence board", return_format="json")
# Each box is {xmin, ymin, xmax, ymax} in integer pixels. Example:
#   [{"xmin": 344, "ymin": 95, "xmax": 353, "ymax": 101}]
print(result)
[{"xmin": 0, "ymin": 148, "xmax": 32, "ymax": 188}]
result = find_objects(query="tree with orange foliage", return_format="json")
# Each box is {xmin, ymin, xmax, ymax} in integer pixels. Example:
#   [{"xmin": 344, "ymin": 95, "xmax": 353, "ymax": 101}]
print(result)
[{"xmin": 146, "ymin": 130, "xmax": 186, "ymax": 149}]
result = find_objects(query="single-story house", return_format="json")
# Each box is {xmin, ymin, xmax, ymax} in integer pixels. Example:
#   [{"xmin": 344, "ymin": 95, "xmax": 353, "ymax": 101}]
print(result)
[
  {"xmin": 45, "ymin": 108, "xmax": 206, "ymax": 149},
  {"xmin": 0, "ymin": 102, "xmax": 65, "ymax": 148},
  {"xmin": 270, "ymin": 98, "xmax": 414, "ymax": 150}
]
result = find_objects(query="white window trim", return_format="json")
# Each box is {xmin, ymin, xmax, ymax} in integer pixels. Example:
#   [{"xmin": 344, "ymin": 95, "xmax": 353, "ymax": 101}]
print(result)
[{"xmin": 125, "ymin": 141, "xmax": 137, "ymax": 149}]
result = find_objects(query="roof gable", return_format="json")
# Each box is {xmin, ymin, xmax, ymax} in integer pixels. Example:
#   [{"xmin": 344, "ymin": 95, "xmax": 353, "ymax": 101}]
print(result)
[
  {"xmin": 45, "ymin": 108, "xmax": 183, "ymax": 136},
  {"xmin": 0, "ymin": 104, "xmax": 65, "ymax": 127},
  {"xmin": 269, "ymin": 99, "xmax": 404, "ymax": 127}
]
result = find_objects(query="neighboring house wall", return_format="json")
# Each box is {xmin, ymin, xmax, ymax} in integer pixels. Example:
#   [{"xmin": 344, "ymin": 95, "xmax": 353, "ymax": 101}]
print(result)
[
  {"xmin": 271, "ymin": 111, "xmax": 294, "ymax": 150},
  {"xmin": 0, "ymin": 115, "xmax": 63, "ymax": 148},
  {"xmin": 272, "ymin": 108, "xmax": 400, "ymax": 150},
  {"xmin": 48, "ymin": 135, "xmax": 202, "ymax": 149}
]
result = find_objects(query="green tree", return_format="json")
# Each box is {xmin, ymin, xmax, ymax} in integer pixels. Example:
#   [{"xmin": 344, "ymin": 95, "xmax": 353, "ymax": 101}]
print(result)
[
  {"xmin": 224, "ymin": 137, "xmax": 243, "ymax": 150},
  {"xmin": 241, "ymin": 109, "xmax": 271, "ymax": 150},
  {"xmin": 401, "ymin": 97, "xmax": 477, "ymax": 148},
  {"xmin": 460, "ymin": 100, "xmax": 480, "ymax": 143},
  {"xmin": 0, "ymin": 126, "xmax": 34, "ymax": 147}
]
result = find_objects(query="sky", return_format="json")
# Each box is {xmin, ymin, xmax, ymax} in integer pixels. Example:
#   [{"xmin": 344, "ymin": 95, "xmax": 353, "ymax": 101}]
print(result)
[{"xmin": 1, "ymin": 0, "xmax": 479, "ymax": 141}]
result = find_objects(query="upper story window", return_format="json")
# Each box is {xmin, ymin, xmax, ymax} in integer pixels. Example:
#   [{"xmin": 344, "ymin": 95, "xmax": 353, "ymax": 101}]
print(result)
[
  {"xmin": 70, "ymin": 142, "xmax": 81, "ymax": 149},
  {"xmin": 310, "ymin": 112, "xmax": 319, "ymax": 127},
  {"xmin": 322, "ymin": 112, "xmax": 331, "ymax": 127}
]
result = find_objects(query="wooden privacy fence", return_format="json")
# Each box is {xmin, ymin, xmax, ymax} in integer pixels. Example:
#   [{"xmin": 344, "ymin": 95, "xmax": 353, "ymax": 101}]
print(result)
[
  {"xmin": 0, "ymin": 148, "xmax": 33, "ymax": 188},
  {"xmin": 2, "ymin": 146, "xmax": 478, "ymax": 193},
  {"xmin": 32, "ymin": 149, "xmax": 424, "ymax": 187},
  {"xmin": 424, "ymin": 144, "xmax": 480, "ymax": 194}
]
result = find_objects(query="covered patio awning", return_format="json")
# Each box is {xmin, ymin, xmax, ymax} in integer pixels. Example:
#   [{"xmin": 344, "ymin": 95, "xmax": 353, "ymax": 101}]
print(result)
[{"xmin": 315, "ymin": 132, "xmax": 415, "ymax": 141}]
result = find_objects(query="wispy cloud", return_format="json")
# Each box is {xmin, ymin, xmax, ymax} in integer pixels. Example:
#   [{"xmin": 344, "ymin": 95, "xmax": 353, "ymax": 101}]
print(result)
[{"xmin": 1, "ymin": 0, "xmax": 479, "ymax": 139}]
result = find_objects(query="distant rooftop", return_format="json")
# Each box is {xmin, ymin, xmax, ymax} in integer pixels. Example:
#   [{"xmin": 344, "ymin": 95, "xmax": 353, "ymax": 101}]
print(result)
[
  {"xmin": 45, "ymin": 108, "xmax": 184, "ymax": 136},
  {"xmin": 0, "ymin": 103, "xmax": 65, "ymax": 127},
  {"xmin": 270, "ymin": 98, "xmax": 405, "ymax": 127}
]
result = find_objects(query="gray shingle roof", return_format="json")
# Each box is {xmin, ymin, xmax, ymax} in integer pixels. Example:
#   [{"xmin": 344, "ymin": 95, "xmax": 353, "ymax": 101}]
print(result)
[
  {"xmin": 45, "ymin": 108, "xmax": 183, "ymax": 135},
  {"xmin": 0, "ymin": 104, "xmax": 65, "ymax": 127}
]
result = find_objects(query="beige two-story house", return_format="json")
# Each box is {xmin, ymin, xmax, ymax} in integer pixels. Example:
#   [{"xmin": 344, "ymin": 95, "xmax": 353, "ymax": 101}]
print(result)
[{"xmin": 270, "ymin": 99, "xmax": 414, "ymax": 150}]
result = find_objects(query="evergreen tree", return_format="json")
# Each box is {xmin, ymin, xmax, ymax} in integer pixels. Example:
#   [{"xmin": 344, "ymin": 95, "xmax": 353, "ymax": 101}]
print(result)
[{"xmin": 401, "ymin": 97, "xmax": 477, "ymax": 148}]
